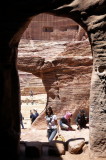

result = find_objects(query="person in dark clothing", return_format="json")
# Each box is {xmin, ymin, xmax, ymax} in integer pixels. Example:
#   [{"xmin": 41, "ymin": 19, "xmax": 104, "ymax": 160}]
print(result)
[
  {"xmin": 33, "ymin": 109, "xmax": 39, "ymax": 119},
  {"xmin": 20, "ymin": 112, "xmax": 24, "ymax": 129},
  {"xmin": 30, "ymin": 110, "xmax": 35, "ymax": 124},
  {"xmin": 76, "ymin": 109, "xmax": 88, "ymax": 130},
  {"xmin": 30, "ymin": 109, "xmax": 39, "ymax": 124},
  {"xmin": 60, "ymin": 112, "xmax": 75, "ymax": 131},
  {"xmin": 29, "ymin": 90, "xmax": 33, "ymax": 97}
]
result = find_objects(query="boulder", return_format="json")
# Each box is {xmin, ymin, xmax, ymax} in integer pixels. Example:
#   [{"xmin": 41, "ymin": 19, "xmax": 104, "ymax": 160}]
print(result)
[{"xmin": 68, "ymin": 139, "xmax": 85, "ymax": 154}]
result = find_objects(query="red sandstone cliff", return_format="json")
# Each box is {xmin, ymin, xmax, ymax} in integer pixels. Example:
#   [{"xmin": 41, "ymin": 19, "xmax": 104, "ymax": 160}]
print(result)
[
  {"xmin": 18, "ymin": 41, "xmax": 92, "ymax": 127},
  {"xmin": 17, "ymin": 40, "xmax": 92, "ymax": 129},
  {"xmin": 22, "ymin": 13, "xmax": 86, "ymax": 41}
]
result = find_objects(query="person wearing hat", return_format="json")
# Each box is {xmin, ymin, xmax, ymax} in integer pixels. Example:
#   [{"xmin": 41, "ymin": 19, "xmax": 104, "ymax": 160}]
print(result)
[{"xmin": 59, "ymin": 112, "xmax": 75, "ymax": 131}]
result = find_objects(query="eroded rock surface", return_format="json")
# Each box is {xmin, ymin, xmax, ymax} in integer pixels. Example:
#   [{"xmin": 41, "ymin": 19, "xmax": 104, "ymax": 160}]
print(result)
[{"xmin": 18, "ymin": 40, "xmax": 92, "ymax": 127}]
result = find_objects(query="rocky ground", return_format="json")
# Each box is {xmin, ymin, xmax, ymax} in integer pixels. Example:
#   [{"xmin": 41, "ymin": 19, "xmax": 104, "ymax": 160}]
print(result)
[
  {"xmin": 20, "ymin": 125, "xmax": 90, "ymax": 160},
  {"xmin": 20, "ymin": 97, "xmax": 90, "ymax": 160},
  {"xmin": 21, "ymin": 124, "xmax": 89, "ymax": 142},
  {"xmin": 20, "ymin": 125, "xmax": 105, "ymax": 160},
  {"xmin": 20, "ymin": 95, "xmax": 105, "ymax": 160}
]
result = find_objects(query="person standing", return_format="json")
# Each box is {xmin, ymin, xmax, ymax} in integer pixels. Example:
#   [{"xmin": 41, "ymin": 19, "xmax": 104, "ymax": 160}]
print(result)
[
  {"xmin": 33, "ymin": 109, "xmax": 39, "ymax": 119},
  {"xmin": 45, "ymin": 107, "xmax": 59, "ymax": 142},
  {"xmin": 30, "ymin": 110, "xmax": 35, "ymax": 124},
  {"xmin": 20, "ymin": 112, "xmax": 24, "ymax": 129},
  {"xmin": 29, "ymin": 90, "xmax": 33, "ymax": 97}
]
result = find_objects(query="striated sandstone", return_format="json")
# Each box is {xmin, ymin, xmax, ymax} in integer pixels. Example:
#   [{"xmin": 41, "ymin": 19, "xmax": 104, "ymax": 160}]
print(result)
[
  {"xmin": 22, "ymin": 13, "xmax": 87, "ymax": 41},
  {"xmin": 17, "ymin": 40, "xmax": 92, "ymax": 128}
]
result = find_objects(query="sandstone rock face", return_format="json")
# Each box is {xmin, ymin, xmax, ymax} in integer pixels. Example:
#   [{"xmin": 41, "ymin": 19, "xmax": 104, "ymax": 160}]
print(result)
[
  {"xmin": 19, "ymin": 71, "xmax": 46, "ymax": 96},
  {"xmin": 22, "ymin": 13, "xmax": 86, "ymax": 41},
  {"xmin": 18, "ymin": 40, "xmax": 92, "ymax": 127}
]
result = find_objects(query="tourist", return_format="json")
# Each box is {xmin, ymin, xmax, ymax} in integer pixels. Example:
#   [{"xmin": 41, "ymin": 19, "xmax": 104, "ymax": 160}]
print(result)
[
  {"xmin": 30, "ymin": 110, "xmax": 35, "ymax": 124},
  {"xmin": 76, "ymin": 109, "xmax": 88, "ymax": 130},
  {"xmin": 45, "ymin": 106, "xmax": 59, "ymax": 142},
  {"xmin": 33, "ymin": 109, "xmax": 39, "ymax": 119},
  {"xmin": 60, "ymin": 112, "xmax": 75, "ymax": 131},
  {"xmin": 29, "ymin": 90, "xmax": 33, "ymax": 97},
  {"xmin": 20, "ymin": 112, "xmax": 24, "ymax": 129}
]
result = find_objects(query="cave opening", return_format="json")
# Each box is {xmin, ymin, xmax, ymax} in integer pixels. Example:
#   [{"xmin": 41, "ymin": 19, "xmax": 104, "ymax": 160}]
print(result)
[
  {"xmin": 18, "ymin": 12, "xmax": 89, "ymax": 130},
  {"xmin": 17, "ymin": 13, "xmax": 91, "ymax": 159}
]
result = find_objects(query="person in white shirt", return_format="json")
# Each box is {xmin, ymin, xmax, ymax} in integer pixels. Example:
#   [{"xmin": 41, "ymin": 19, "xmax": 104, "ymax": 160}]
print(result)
[{"xmin": 45, "ymin": 106, "xmax": 58, "ymax": 142}]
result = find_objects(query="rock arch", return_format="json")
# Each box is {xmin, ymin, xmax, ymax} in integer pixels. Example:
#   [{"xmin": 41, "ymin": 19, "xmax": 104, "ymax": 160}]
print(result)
[{"xmin": 0, "ymin": 0, "xmax": 106, "ymax": 159}]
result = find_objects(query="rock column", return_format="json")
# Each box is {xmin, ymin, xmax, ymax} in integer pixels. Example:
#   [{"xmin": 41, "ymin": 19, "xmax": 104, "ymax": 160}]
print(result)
[
  {"xmin": 0, "ymin": 43, "xmax": 20, "ymax": 159},
  {"xmin": 88, "ymin": 18, "xmax": 106, "ymax": 157}
]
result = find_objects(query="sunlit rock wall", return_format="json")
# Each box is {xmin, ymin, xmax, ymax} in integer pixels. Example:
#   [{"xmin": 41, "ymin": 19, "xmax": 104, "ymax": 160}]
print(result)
[
  {"xmin": 18, "ymin": 40, "xmax": 92, "ymax": 128},
  {"xmin": 22, "ymin": 13, "xmax": 86, "ymax": 41}
]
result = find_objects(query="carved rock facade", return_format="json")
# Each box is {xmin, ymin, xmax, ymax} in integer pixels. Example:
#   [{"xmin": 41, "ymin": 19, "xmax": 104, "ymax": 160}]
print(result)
[{"xmin": 22, "ymin": 13, "xmax": 86, "ymax": 41}]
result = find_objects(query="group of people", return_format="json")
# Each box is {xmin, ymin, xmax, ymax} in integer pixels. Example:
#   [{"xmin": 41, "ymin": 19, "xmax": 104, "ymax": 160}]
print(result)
[
  {"xmin": 20, "ymin": 105, "xmax": 88, "ymax": 142},
  {"xmin": 20, "ymin": 109, "xmax": 39, "ymax": 129},
  {"xmin": 30, "ymin": 109, "xmax": 39, "ymax": 124},
  {"xmin": 45, "ymin": 107, "xmax": 88, "ymax": 142}
]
